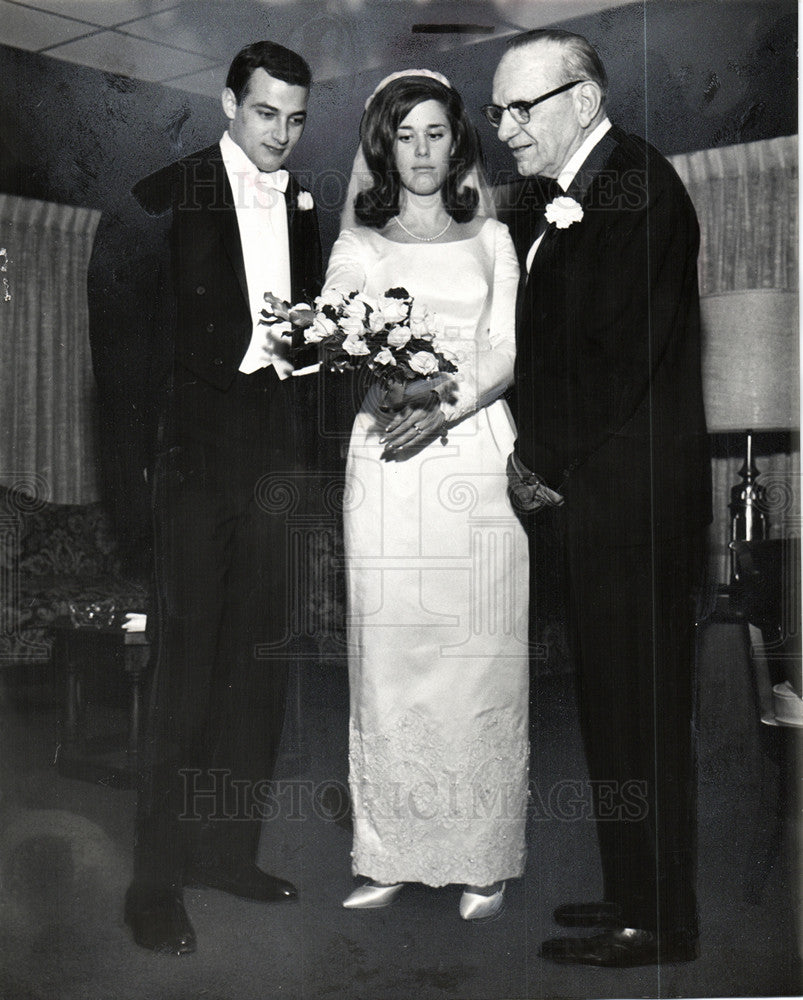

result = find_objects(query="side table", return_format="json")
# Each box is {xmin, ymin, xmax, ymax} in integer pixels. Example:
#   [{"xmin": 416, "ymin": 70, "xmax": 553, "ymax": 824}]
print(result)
[{"xmin": 53, "ymin": 617, "xmax": 151, "ymax": 789}]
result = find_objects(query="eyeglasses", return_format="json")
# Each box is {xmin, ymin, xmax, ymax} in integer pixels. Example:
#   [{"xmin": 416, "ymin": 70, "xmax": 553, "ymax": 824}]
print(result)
[{"xmin": 481, "ymin": 80, "xmax": 585, "ymax": 127}]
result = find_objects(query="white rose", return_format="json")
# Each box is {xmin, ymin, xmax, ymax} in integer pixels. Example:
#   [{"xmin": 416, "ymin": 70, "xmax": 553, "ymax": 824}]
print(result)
[
  {"xmin": 408, "ymin": 350, "xmax": 439, "ymax": 376},
  {"xmin": 409, "ymin": 302, "xmax": 427, "ymax": 337},
  {"xmin": 344, "ymin": 293, "xmax": 375, "ymax": 321},
  {"xmin": 545, "ymin": 195, "xmax": 584, "ymax": 229},
  {"xmin": 306, "ymin": 313, "xmax": 336, "ymax": 343},
  {"xmin": 378, "ymin": 295, "xmax": 409, "ymax": 324},
  {"xmin": 373, "ymin": 348, "xmax": 395, "ymax": 366},
  {"xmin": 340, "ymin": 314, "xmax": 365, "ymax": 337},
  {"xmin": 387, "ymin": 326, "xmax": 411, "ymax": 349},
  {"xmin": 316, "ymin": 288, "xmax": 348, "ymax": 311},
  {"xmin": 417, "ymin": 310, "xmax": 443, "ymax": 342},
  {"xmin": 409, "ymin": 301, "xmax": 428, "ymax": 323},
  {"xmin": 297, "ymin": 191, "xmax": 314, "ymax": 210},
  {"xmin": 343, "ymin": 334, "xmax": 370, "ymax": 356},
  {"xmin": 368, "ymin": 310, "xmax": 387, "ymax": 333},
  {"xmin": 410, "ymin": 304, "xmax": 438, "ymax": 341}
]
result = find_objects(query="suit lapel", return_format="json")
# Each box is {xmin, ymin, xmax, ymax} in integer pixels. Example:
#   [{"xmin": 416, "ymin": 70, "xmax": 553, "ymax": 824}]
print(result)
[
  {"xmin": 565, "ymin": 126, "xmax": 621, "ymax": 203},
  {"xmin": 285, "ymin": 174, "xmax": 303, "ymax": 302},
  {"xmin": 285, "ymin": 173, "xmax": 298, "ymax": 230},
  {"xmin": 503, "ymin": 177, "xmax": 555, "ymax": 265},
  {"xmin": 207, "ymin": 151, "xmax": 250, "ymax": 309},
  {"xmin": 188, "ymin": 145, "xmax": 249, "ymax": 307},
  {"xmin": 285, "ymin": 173, "xmax": 322, "ymax": 303},
  {"xmin": 204, "ymin": 153, "xmax": 309, "ymax": 309},
  {"xmin": 532, "ymin": 126, "xmax": 622, "ymax": 269}
]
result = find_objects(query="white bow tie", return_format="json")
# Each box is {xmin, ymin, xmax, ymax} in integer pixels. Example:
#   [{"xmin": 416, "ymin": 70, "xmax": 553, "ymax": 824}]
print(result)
[{"xmin": 253, "ymin": 169, "xmax": 289, "ymax": 192}]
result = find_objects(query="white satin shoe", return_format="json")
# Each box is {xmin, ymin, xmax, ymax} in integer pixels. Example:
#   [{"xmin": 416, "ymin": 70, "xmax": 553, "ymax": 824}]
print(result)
[
  {"xmin": 459, "ymin": 882, "xmax": 506, "ymax": 921},
  {"xmin": 342, "ymin": 881, "xmax": 404, "ymax": 909}
]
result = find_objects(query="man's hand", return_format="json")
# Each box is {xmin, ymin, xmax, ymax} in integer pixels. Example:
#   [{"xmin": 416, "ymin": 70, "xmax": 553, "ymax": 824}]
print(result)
[{"xmin": 506, "ymin": 452, "xmax": 564, "ymax": 512}]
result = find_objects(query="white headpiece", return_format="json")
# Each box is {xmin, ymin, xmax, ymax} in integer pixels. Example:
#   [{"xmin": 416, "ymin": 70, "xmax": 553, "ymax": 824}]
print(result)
[
  {"xmin": 340, "ymin": 68, "xmax": 495, "ymax": 231},
  {"xmin": 364, "ymin": 69, "xmax": 452, "ymax": 109}
]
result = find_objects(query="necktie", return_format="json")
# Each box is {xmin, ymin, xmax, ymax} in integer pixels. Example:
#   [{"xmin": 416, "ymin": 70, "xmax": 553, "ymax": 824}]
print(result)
[
  {"xmin": 533, "ymin": 176, "xmax": 562, "ymax": 240},
  {"xmin": 524, "ymin": 177, "xmax": 564, "ymax": 277},
  {"xmin": 537, "ymin": 176, "xmax": 562, "ymax": 206}
]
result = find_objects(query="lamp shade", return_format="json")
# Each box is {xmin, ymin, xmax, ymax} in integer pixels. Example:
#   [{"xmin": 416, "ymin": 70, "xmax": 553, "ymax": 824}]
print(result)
[{"xmin": 700, "ymin": 289, "xmax": 799, "ymax": 432}]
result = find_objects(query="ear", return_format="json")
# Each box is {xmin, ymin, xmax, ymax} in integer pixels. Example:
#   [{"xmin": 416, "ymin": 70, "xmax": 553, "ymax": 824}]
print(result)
[
  {"xmin": 574, "ymin": 81, "xmax": 603, "ymax": 127},
  {"xmin": 221, "ymin": 87, "xmax": 238, "ymax": 123}
]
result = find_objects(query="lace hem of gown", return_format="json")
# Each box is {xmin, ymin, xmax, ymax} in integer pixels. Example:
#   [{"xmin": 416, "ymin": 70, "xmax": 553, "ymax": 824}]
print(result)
[{"xmin": 349, "ymin": 709, "xmax": 529, "ymax": 887}]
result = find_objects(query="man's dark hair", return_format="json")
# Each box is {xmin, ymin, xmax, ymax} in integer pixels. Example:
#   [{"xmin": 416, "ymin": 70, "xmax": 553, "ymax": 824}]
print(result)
[
  {"xmin": 508, "ymin": 28, "xmax": 608, "ymax": 100},
  {"xmin": 226, "ymin": 41, "xmax": 312, "ymax": 102},
  {"xmin": 355, "ymin": 75, "xmax": 481, "ymax": 228}
]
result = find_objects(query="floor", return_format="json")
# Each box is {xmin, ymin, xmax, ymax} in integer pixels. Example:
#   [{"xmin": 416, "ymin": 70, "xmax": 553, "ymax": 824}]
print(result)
[{"xmin": 0, "ymin": 621, "xmax": 799, "ymax": 1000}]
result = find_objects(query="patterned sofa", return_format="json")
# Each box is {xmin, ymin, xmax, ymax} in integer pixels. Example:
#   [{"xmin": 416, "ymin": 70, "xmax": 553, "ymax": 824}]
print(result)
[
  {"xmin": 0, "ymin": 481, "xmax": 572, "ymax": 673},
  {"xmin": 0, "ymin": 484, "xmax": 148, "ymax": 665}
]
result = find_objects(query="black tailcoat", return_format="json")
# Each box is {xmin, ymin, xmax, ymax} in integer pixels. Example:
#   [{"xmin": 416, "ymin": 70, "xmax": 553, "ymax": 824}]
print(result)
[
  {"xmin": 129, "ymin": 142, "xmax": 322, "ymax": 883},
  {"xmin": 501, "ymin": 125, "xmax": 711, "ymax": 942}
]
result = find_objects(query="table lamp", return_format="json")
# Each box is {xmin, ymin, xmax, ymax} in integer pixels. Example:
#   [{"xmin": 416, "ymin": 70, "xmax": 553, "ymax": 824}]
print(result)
[{"xmin": 699, "ymin": 289, "xmax": 799, "ymax": 581}]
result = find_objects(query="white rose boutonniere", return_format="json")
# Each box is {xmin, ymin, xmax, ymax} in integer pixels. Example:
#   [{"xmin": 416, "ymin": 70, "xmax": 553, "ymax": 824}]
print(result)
[
  {"xmin": 296, "ymin": 191, "xmax": 314, "ymax": 211},
  {"xmin": 545, "ymin": 195, "xmax": 584, "ymax": 230}
]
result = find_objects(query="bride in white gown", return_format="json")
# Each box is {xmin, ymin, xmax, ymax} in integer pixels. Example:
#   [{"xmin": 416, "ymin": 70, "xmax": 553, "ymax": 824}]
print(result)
[{"xmin": 324, "ymin": 70, "xmax": 529, "ymax": 920}]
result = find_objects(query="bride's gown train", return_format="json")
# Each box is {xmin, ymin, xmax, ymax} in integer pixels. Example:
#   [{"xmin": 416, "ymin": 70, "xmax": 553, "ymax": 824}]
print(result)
[{"xmin": 326, "ymin": 219, "xmax": 529, "ymax": 886}]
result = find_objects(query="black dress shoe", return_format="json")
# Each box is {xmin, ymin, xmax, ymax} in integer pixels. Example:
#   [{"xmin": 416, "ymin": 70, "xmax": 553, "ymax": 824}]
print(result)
[
  {"xmin": 553, "ymin": 900, "xmax": 621, "ymax": 927},
  {"xmin": 185, "ymin": 861, "xmax": 298, "ymax": 902},
  {"xmin": 540, "ymin": 927, "xmax": 698, "ymax": 967},
  {"xmin": 124, "ymin": 883, "xmax": 196, "ymax": 955}
]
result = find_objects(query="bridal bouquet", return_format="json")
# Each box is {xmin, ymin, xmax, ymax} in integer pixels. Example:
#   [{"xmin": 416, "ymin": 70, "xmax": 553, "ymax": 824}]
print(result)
[{"xmin": 260, "ymin": 287, "xmax": 457, "ymax": 398}]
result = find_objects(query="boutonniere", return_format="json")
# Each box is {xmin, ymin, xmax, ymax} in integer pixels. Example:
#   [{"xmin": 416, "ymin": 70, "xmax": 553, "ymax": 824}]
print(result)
[
  {"xmin": 296, "ymin": 191, "xmax": 314, "ymax": 211},
  {"xmin": 545, "ymin": 196, "xmax": 584, "ymax": 229}
]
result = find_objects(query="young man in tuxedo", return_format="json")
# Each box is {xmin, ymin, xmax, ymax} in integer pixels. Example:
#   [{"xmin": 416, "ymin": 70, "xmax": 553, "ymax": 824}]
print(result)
[
  {"xmin": 490, "ymin": 30, "xmax": 711, "ymax": 966},
  {"xmin": 121, "ymin": 41, "xmax": 322, "ymax": 955}
]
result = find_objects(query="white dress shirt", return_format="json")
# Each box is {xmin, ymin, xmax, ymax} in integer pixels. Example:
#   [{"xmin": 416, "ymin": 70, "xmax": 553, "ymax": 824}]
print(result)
[
  {"xmin": 525, "ymin": 116, "xmax": 612, "ymax": 274},
  {"xmin": 220, "ymin": 131, "xmax": 293, "ymax": 376}
]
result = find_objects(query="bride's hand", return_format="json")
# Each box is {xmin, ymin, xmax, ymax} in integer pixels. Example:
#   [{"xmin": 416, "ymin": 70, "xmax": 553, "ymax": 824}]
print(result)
[{"xmin": 380, "ymin": 393, "xmax": 445, "ymax": 457}]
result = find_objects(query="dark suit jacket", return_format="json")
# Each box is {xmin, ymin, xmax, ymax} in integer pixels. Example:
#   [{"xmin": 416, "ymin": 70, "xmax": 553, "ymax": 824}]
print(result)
[
  {"xmin": 129, "ymin": 141, "xmax": 322, "ymax": 453},
  {"xmin": 89, "ymin": 144, "xmax": 322, "ymax": 553},
  {"xmin": 500, "ymin": 125, "xmax": 711, "ymax": 541}
]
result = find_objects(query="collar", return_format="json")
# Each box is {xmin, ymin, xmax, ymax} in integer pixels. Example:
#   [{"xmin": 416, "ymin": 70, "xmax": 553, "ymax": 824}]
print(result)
[
  {"xmin": 219, "ymin": 131, "xmax": 289, "ymax": 192},
  {"xmin": 556, "ymin": 117, "xmax": 612, "ymax": 193}
]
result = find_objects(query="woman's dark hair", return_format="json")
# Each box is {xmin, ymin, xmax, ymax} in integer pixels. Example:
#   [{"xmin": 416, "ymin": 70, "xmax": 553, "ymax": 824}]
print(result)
[
  {"xmin": 226, "ymin": 41, "xmax": 312, "ymax": 102},
  {"xmin": 355, "ymin": 76, "xmax": 482, "ymax": 228}
]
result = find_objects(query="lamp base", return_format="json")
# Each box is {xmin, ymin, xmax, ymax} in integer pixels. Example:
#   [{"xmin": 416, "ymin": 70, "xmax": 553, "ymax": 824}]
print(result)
[{"xmin": 728, "ymin": 430, "xmax": 768, "ymax": 582}]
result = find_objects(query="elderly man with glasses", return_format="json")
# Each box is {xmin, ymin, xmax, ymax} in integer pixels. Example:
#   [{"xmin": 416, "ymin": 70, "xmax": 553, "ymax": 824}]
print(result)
[{"xmin": 489, "ymin": 29, "xmax": 711, "ymax": 968}]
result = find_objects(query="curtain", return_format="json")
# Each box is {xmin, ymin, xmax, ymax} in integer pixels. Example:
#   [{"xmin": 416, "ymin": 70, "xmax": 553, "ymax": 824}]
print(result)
[
  {"xmin": 670, "ymin": 136, "xmax": 799, "ymax": 582},
  {"xmin": 0, "ymin": 194, "xmax": 101, "ymax": 504}
]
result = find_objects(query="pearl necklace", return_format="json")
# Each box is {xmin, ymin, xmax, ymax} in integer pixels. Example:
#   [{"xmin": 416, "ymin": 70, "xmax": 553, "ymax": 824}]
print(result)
[{"xmin": 394, "ymin": 215, "xmax": 452, "ymax": 242}]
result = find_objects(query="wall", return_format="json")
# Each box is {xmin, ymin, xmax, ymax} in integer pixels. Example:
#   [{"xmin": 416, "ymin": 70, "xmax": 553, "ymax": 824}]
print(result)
[
  {"xmin": 0, "ymin": 0, "xmax": 797, "ymax": 252},
  {"xmin": 0, "ymin": 0, "xmax": 796, "ymax": 550}
]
